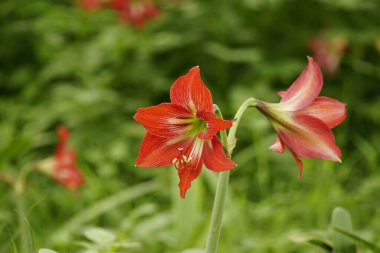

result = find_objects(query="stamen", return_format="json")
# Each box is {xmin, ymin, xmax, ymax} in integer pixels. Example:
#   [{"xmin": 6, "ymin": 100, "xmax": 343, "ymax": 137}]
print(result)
[{"xmin": 172, "ymin": 148, "xmax": 194, "ymax": 171}]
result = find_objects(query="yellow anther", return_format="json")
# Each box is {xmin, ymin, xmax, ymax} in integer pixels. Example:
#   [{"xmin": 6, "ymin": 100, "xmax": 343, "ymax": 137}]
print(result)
[{"xmin": 172, "ymin": 158, "xmax": 178, "ymax": 164}]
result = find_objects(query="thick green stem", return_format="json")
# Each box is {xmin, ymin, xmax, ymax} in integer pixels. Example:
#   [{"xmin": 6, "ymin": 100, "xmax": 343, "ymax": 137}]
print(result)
[{"xmin": 205, "ymin": 99, "xmax": 256, "ymax": 253}]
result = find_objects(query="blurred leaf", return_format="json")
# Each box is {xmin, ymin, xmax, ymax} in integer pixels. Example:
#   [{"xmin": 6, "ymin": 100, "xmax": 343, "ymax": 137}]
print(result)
[
  {"xmin": 289, "ymin": 233, "xmax": 333, "ymax": 252},
  {"xmin": 180, "ymin": 249, "xmax": 204, "ymax": 253},
  {"xmin": 38, "ymin": 249, "xmax": 59, "ymax": 253},
  {"xmin": 204, "ymin": 42, "xmax": 261, "ymax": 63},
  {"xmin": 331, "ymin": 207, "xmax": 356, "ymax": 253},
  {"xmin": 334, "ymin": 228, "xmax": 380, "ymax": 253},
  {"xmin": 83, "ymin": 227, "xmax": 116, "ymax": 245}
]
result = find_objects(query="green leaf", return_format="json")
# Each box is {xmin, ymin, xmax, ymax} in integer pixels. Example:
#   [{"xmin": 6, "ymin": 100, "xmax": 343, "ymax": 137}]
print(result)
[
  {"xmin": 180, "ymin": 249, "xmax": 204, "ymax": 253},
  {"xmin": 289, "ymin": 233, "xmax": 333, "ymax": 252},
  {"xmin": 331, "ymin": 207, "xmax": 356, "ymax": 253},
  {"xmin": 334, "ymin": 228, "xmax": 380, "ymax": 253},
  {"xmin": 38, "ymin": 249, "xmax": 59, "ymax": 253},
  {"xmin": 83, "ymin": 227, "xmax": 116, "ymax": 246}
]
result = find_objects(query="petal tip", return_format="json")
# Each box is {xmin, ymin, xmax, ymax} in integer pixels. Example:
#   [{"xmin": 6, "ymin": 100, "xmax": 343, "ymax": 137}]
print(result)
[{"xmin": 189, "ymin": 66, "xmax": 200, "ymax": 72}]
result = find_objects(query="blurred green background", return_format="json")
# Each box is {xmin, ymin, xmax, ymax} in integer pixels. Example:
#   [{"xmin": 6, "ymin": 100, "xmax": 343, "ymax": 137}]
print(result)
[{"xmin": 1, "ymin": 0, "xmax": 380, "ymax": 252}]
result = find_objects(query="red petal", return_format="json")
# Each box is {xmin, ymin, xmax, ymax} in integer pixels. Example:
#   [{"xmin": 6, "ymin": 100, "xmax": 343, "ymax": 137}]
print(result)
[
  {"xmin": 196, "ymin": 111, "xmax": 232, "ymax": 140},
  {"xmin": 177, "ymin": 138, "xmax": 206, "ymax": 198},
  {"xmin": 299, "ymin": 96, "xmax": 346, "ymax": 128},
  {"xmin": 269, "ymin": 138, "xmax": 285, "ymax": 154},
  {"xmin": 54, "ymin": 165, "xmax": 84, "ymax": 190},
  {"xmin": 135, "ymin": 133, "xmax": 193, "ymax": 167},
  {"xmin": 280, "ymin": 57, "xmax": 323, "ymax": 110},
  {"xmin": 54, "ymin": 149, "xmax": 84, "ymax": 190},
  {"xmin": 276, "ymin": 114, "xmax": 342, "ymax": 162},
  {"xmin": 134, "ymin": 103, "xmax": 192, "ymax": 138},
  {"xmin": 203, "ymin": 136, "xmax": 236, "ymax": 172},
  {"xmin": 278, "ymin": 90, "xmax": 286, "ymax": 97},
  {"xmin": 288, "ymin": 148, "xmax": 304, "ymax": 179},
  {"xmin": 170, "ymin": 66, "xmax": 214, "ymax": 113},
  {"xmin": 177, "ymin": 161, "xmax": 203, "ymax": 199},
  {"xmin": 56, "ymin": 126, "xmax": 70, "ymax": 158}
]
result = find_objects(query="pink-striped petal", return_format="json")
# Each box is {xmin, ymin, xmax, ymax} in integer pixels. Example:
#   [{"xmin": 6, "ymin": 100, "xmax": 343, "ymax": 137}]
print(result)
[
  {"xmin": 170, "ymin": 66, "xmax": 214, "ymax": 113},
  {"xmin": 280, "ymin": 57, "xmax": 323, "ymax": 110},
  {"xmin": 299, "ymin": 96, "xmax": 346, "ymax": 128},
  {"xmin": 288, "ymin": 148, "xmax": 304, "ymax": 179},
  {"xmin": 269, "ymin": 138, "xmax": 285, "ymax": 154},
  {"xmin": 203, "ymin": 136, "xmax": 236, "ymax": 172},
  {"xmin": 134, "ymin": 103, "xmax": 192, "ymax": 138},
  {"xmin": 135, "ymin": 133, "xmax": 193, "ymax": 167},
  {"xmin": 196, "ymin": 111, "xmax": 233, "ymax": 140},
  {"xmin": 275, "ymin": 114, "xmax": 342, "ymax": 163}
]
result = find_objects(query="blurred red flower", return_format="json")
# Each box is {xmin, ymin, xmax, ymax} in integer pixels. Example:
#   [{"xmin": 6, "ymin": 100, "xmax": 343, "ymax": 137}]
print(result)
[
  {"xmin": 52, "ymin": 127, "xmax": 85, "ymax": 190},
  {"xmin": 134, "ymin": 67, "xmax": 236, "ymax": 198},
  {"xmin": 256, "ymin": 57, "xmax": 346, "ymax": 177},
  {"xmin": 110, "ymin": 0, "xmax": 160, "ymax": 28},
  {"xmin": 79, "ymin": 0, "xmax": 103, "ymax": 10},
  {"xmin": 309, "ymin": 36, "xmax": 348, "ymax": 75}
]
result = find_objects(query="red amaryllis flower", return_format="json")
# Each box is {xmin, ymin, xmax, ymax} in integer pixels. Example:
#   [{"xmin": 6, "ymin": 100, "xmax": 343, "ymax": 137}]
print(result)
[
  {"xmin": 118, "ymin": 0, "xmax": 160, "ymax": 28},
  {"xmin": 309, "ymin": 36, "xmax": 348, "ymax": 75},
  {"xmin": 256, "ymin": 57, "xmax": 346, "ymax": 177},
  {"xmin": 51, "ymin": 127, "xmax": 84, "ymax": 190},
  {"xmin": 134, "ymin": 67, "xmax": 236, "ymax": 198}
]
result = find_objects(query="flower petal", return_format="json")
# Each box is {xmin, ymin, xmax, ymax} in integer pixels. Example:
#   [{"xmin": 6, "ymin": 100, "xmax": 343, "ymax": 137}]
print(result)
[
  {"xmin": 196, "ymin": 111, "xmax": 233, "ymax": 140},
  {"xmin": 299, "ymin": 96, "xmax": 346, "ymax": 128},
  {"xmin": 280, "ymin": 57, "xmax": 323, "ymax": 110},
  {"xmin": 56, "ymin": 126, "xmax": 70, "ymax": 158},
  {"xmin": 134, "ymin": 103, "xmax": 192, "ymax": 138},
  {"xmin": 170, "ymin": 66, "xmax": 214, "ymax": 113},
  {"xmin": 177, "ymin": 161, "xmax": 203, "ymax": 199},
  {"xmin": 275, "ymin": 114, "xmax": 342, "ymax": 163},
  {"xmin": 203, "ymin": 136, "xmax": 236, "ymax": 172},
  {"xmin": 177, "ymin": 138, "xmax": 205, "ymax": 198},
  {"xmin": 288, "ymin": 148, "xmax": 304, "ymax": 179},
  {"xmin": 54, "ymin": 165, "xmax": 84, "ymax": 190},
  {"xmin": 135, "ymin": 133, "xmax": 193, "ymax": 167},
  {"xmin": 269, "ymin": 138, "xmax": 285, "ymax": 154}
]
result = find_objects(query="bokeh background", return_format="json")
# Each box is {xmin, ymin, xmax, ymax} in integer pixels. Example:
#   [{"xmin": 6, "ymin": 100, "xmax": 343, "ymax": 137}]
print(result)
[{"xmin": 1, "ymin": 0, "xmax": 380, "ymax": 252}]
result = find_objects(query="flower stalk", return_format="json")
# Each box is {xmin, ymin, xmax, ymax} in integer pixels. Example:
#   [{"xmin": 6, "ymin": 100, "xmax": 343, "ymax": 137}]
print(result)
[
  {"xmin": 205, "ymin": 98, "xmax": 256, "ymax": 253},
  {"xmin": 14, "ymin": 178, "xmax": 30, "ymax": 253}
]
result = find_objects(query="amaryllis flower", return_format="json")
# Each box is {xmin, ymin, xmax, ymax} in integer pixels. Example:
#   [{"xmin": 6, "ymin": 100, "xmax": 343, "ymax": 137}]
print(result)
[
  {"xmin": 309, "ymin": 36, "xmax": 348, "ymax": 75},
  {"xmin": 119, "ymin": 0, "xmax": 160, "ymax": 28},
  {"xmin": 134, "ymin": 67, "xmax": 236, "ymax": 198},
  {"xmin": 53, "ymin": 127, "xmax": 84, "ymax": 190},
  {"xmin": 37, "ymin": 127, "xmax": 84, "ymax": 190},
  {"xmin": 256, "ymin": 57, "xmax": 346, "ymax": 177}
]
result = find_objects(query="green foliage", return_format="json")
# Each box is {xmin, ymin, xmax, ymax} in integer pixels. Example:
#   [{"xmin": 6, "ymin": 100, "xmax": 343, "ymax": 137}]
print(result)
[
  {"xmin": 291, "ymin": 207, "xmax": 380, "ymax": 253},
  {"xmin": 334, "ymin": 228, "xmax": 380, "ymax": 253},
  {"xmin": 1, "ymin": 0, "xmax": 380, "ymax": 252},
  {"xmin": 331, "ymin": 207, "xmax": 356, "ymax": 253}
]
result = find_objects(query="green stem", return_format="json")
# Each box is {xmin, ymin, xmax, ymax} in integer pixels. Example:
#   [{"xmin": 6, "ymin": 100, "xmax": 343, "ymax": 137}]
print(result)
[
  {"xmin": 15, "ymin": 178, "xmax": 29, "ymax": 253},
  {"xmin": 205, "ymin": 99, "xmax": 256, "ymax": 253}
]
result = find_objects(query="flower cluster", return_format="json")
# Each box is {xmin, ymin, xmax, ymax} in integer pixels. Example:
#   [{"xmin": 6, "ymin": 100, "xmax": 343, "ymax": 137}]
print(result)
[{"xmin": 134, "ymin": 58, "xmax": 346, "ymax": 197}]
